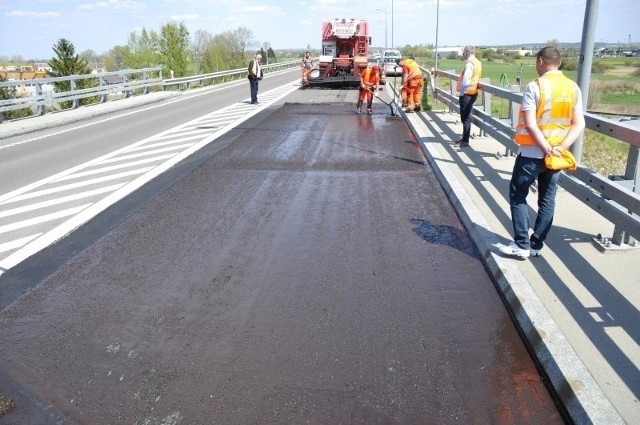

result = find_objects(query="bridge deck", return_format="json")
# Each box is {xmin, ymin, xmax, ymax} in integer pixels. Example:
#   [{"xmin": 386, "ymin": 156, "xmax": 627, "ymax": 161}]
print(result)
[{"xmin": 0, "ymin": 84, "xmax": 637, "ymax": 424}]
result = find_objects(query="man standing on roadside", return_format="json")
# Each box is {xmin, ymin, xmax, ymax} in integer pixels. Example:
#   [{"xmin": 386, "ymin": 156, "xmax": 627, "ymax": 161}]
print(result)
[
  {"xmin": 499, "ymin": 46, "xmax": 585, "ymax": 259},
  {"xmin": 248, "ymin": 53, "xmax": 263, "ymax": 104},
  {"xmin": 454, "ymin": 46, "xmax": 482, "ymax": 148}
]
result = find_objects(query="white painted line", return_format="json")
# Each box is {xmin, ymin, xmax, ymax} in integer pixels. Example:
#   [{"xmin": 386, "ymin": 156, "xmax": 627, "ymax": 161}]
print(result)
[
  {"xmin": 127, "ymin": 135, "xmax": 204, "ymax": 152},
  {"xmin": 0, "ymin": 80, "xmax": 301, "ymax": 276},
  {"xmin": 56, "ymin": 157, "xmax": 175, "ymax": 181},
  {"xmin": 97, "ymin": 143, "xmax": 195, "ymax": 164},
  {"xmin": 3, "ymin": 168, "xmax": 154, "ymax": 204},
  {"xmin": 0, "ymin": 184, "xmax": 125, "ymax": 218},
  {"xmin": 0, "ymin": 204, "xmax": 91, "ymax": 235},
  {"xmin": 0, "ymin": 234, "xmax": 42, "ymax": 254}
]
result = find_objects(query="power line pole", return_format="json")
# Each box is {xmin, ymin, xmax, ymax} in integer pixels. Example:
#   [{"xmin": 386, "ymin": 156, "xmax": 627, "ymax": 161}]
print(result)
[{"xmin": 573, "ymin": 0, "xmax": 599, "ymax": 163}]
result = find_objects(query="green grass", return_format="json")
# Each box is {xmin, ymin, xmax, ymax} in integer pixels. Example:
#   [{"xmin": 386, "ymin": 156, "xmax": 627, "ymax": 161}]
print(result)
[{"xmin": 419, "ymin": 55, "xmax": 639, "ymax": 176}]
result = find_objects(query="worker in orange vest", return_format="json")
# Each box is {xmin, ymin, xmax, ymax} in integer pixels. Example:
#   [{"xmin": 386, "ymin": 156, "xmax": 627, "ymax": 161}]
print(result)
[
  {"xmin": 301, "ymin": 51, "xmax": 313, "ymax": 87},
  {"xmin": 357, "ymin": 63, "xmax": 380, "ymax": 114},
  {"xmin": 397, "ymin": 57, "xmax": 423, "ymax": 113}
]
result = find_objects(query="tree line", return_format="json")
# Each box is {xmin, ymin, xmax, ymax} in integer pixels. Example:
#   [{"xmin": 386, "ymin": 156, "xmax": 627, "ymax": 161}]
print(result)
[{"xmin": 1, "ymin": 21, "xmax": 278, "ymax": 119}]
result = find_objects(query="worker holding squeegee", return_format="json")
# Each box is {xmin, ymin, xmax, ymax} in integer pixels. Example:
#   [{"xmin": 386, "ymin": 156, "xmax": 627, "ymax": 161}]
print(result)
[{"xmin": 357, "ymin": 63, "xmax": 381, "ymax": 114}]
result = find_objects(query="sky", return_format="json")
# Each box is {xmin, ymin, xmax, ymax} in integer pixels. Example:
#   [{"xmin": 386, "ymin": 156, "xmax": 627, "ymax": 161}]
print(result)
[{"xmin": 1, "ymin": 0, "xmax": 639, "ymax": 61}]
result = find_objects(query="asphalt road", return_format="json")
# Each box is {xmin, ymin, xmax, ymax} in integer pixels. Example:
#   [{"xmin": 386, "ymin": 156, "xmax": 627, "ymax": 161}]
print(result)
[{"xmin": 0, "ymin": 95, "xmax": 566, "ymax": 423}]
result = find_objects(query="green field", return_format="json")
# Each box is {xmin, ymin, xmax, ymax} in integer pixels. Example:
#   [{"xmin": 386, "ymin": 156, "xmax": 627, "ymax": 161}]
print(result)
[{"xmin": 418, "ymin": 56, "xmax": 640, "ymax": 176}]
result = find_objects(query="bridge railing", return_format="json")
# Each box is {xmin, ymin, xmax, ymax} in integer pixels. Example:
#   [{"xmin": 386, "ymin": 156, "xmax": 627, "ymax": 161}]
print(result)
[
  {"xmin": 425, "ymin": 67, "xmax": 640, "ymax": 249},
  {"xmin": 162, "ymin": 60, "xmax": 300, "ymax": 90},
  {"xmin": 0, "ymin": 60, "xmax": 300, "ymax": 121},
  {"xmin": 0, "ymin": 67, "xmax": 163, "ymax": 118}
]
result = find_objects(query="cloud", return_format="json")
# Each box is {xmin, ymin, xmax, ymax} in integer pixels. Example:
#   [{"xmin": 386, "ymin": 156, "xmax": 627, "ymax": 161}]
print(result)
[
  {"xmin": 169, "ymin": 14, "xmax": 199, "ymax": 21},
  {"xmin": 5, "ymin": 11, "xmax": 61, "ymax": 18},
  {"xmin": 77, "ymin": 0, "xmax": 146, "ymax": 12}
]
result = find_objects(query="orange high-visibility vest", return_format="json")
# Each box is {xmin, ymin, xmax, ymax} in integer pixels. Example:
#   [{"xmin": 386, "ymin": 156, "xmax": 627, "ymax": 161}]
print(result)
[
  {"xmin": 402, "ymin": 59, "xmax": 422, "ymax": 80},
  {"xmin": 361, "ymin": 68, "xmax": 379, "ymax": 85},
  {"xmin": 456, "ymin": 56, "xmax": 482, "ymax": 95},
  {"xmin": 514, "ymin": 72, "xmax": 577, "ymax": 146}
]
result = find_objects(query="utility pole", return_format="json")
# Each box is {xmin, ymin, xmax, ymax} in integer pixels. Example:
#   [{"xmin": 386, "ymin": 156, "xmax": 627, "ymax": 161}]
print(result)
[
  {"xmin": 435, "ymin": 0, "xmax": 440, "ymax": 71},
  {"xmin": 391, "ymin": 0, "xmax": 394, "ymax": 49},
  {"xmin": 573, "ymin": 0, "xmax": 599, "ymax": 164},
  {"xmin": 376, "ymin": 9, "xmax": 387, "ymax": 50}
]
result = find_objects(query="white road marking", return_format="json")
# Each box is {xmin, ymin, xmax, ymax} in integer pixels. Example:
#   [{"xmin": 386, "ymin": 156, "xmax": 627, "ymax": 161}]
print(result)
[{"xmin": 0, "ymin": 80, "xmax": 300, "ymax": 276}]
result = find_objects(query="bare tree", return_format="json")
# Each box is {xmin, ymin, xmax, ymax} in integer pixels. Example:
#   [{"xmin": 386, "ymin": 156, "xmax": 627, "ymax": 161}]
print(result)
[
  {"xmin": 104, "ymin": 45, "xmax": 129, "ymax": 71},
  {"xmin": 192, "ymin": 29, "xmax": 213, "ymax": 73},
  {"xmin": 233, "ymin": 27, "xmax": 256, "ymax": 64},
  {"xmin": 80, "ymin": 49, "xmax": 100, "ymax": 72}
]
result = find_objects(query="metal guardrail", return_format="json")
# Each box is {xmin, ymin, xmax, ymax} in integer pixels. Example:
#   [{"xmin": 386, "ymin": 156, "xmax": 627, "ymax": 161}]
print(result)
[
  {"xmin": 0, "ymin": 60, "xmax": 301, "ymax": 120},
  {"xmin": 426, "ymin": 67, "xmax": 640, "ymax": 248},
  {"xmin": 0, "ymin": 68, "xmax": 163, "ymax": 118},
  {"xmin": 162, "ymin": 60, "xmax": 300, "ymax": 90}
]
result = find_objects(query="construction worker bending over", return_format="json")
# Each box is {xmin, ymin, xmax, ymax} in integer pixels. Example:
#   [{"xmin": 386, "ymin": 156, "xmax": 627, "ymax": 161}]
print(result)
[
  {"xmin": 301, "ymin": 51, "xmax": 313, "ymax": 87},
  {"xmin": 397, "ymin": 57, "xmax": 423, "ymax": 113},
  {"xmin": 357, "ymin": 64, "xmax": 380, "ymax": 114}
]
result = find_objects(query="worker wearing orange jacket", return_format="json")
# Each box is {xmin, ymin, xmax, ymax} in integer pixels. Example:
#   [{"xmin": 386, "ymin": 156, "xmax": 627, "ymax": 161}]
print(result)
[
  {"xmin": 357, "ymin": 64, "xmax": 380, "ymax": 114},
  {"xmin": 397, "ymin": 57, "xmax": 423, "ymax": 113},
  {"xmin": 301, "ymin": 51, "xmax": 313, "ymax": 87}
]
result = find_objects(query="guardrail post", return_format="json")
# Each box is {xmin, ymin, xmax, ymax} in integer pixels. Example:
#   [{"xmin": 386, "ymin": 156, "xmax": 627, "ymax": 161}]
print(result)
[
  {"xmin": 507, "ymin": 84, "xmax": 521, "ymax": 157},
  {"xmin": 35, "ymin": 81, "xmax": 46, "ymax": 115},
  {"xmin": 70, "ymin": 78, "xmax": 79, "ymax": 109},
  {"xmin": 99, "ymin": 76, "xmax": 108, "ymax": 103},
  {"xmin": 612, "ymin": 145, "xmax": 640, "ymax": 246},
  {"xmin": 448, "ymin": 72, "xmax": 456, "ymax": 114},
  {"xmin": 123, "ymin": 74, "xmax": 131, "ymax": 98},
  {"xmin": 143, "ymin": 70, "xmax": 149, "ymax": 95},
  {"xmin": 479, "ymin": 78, "xmax": 490, "ymax": 137}
]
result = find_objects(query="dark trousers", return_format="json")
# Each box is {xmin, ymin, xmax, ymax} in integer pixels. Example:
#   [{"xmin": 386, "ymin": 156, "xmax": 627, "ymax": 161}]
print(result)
[
  {"xmin": 459, "ymin": 93, "xmax": 478, "ymax": 143},
  {"xmin": 249, "ymin": 77, "xmax": 259, "ymax": 103}
]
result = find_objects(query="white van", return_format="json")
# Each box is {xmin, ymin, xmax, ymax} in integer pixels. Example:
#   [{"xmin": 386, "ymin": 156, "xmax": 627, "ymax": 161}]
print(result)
[{"xmin": 382, "ymin": 49, "xmax": 401, "ymax": 59}]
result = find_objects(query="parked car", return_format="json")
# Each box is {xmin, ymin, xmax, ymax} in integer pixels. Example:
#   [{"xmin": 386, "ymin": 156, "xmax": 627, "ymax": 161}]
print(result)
[{"xmin": 380, "ymin": 57, "xmax": 402, "ymax": 77}]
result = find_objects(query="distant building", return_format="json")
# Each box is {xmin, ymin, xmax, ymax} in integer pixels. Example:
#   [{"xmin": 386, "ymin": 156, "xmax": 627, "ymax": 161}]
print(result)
[
  {"xmin": 504, "ymin": 49, "xmax": 534, "ymax": 57},
  {"xmin": 434, "ymin": 46, "xmax": 463, "ymax": 58},
  {"xmin": 33, "ymin": 62, "xmax": 52, "ymax": 72}
]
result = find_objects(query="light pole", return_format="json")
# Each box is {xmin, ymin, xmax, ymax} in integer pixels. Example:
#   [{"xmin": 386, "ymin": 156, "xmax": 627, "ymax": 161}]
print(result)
[
  {"xmin": 376, "ymin": 9, "xmax": 388, "ymax": 51},
  {"xmin": 391, "ymin": 0, "xmax": 394, "ymax": 48},
  {"xmin": 434, "ymin": 0, "xmax": 440, "ymax": 71}
]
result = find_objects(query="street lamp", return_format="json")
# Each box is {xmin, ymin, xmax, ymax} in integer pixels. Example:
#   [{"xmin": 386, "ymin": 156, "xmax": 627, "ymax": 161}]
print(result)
[
  {"xmin": 375, "ymin": 10, "xmax": 388, "ymax": 51},
  {"xmin": 391, "ymin": 0, "xmax": 394, "ymax": 48},
  {"xmin": 434, "ymin": 0, "xmax": 440, "ymax": 71},
  {"xmin": 375, "ymin": 8, "xmax": 387, "ymax": 51}
]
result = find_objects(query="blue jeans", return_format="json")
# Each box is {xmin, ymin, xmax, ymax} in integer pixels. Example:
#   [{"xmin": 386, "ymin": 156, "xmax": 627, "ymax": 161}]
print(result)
[
  {"xmin": 249, "ymin": 77, "xmax": 259, "ymax": 103},
  {"xmin": 509, "ymin": 154, "xmax": 560, "ymax": 250},
  {"xmin": 459, "ymin": 93, "xmax": 477, "ymax": 143}
]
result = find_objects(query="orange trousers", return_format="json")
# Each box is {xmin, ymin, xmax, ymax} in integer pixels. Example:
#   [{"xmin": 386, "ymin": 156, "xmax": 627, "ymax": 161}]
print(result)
[
  {"xmin": 301, "ymin": 68, "xmax": 312, "ymax": 85},
  {"xmin": 402, "ymin": 76, "xmax": 423, "ymax": 111},
  {"xmin": 358, "ymin": 86, "xmax": 375, "ymax": 109}
]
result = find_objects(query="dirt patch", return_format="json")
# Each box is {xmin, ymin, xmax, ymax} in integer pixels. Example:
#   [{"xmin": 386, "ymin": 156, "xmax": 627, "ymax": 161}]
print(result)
[
  {"xmin": 607, "ymin": 66, "xmax": 638, "ymax": 77},
  {"xmin": 0, "ymin": 394, "xmax": 16, "ymax": 416}
]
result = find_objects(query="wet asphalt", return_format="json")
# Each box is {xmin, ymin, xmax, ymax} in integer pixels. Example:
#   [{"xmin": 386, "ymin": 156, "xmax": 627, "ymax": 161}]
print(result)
[{"xmin": 0, "ymin": 102, "xmax": 565, "ymax": 424}]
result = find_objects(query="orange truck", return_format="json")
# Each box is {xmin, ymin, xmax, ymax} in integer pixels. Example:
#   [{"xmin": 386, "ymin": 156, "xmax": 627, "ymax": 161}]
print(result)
[{"xmin": 305, "ymin": 18, "xmax": 384, "ymax": 88}]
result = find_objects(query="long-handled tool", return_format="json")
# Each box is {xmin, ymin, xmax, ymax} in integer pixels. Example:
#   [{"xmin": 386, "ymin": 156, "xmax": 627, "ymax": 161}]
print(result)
[{"xmin": 365, "ymin": 86, "xmax": 400, "ymax": 117}]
